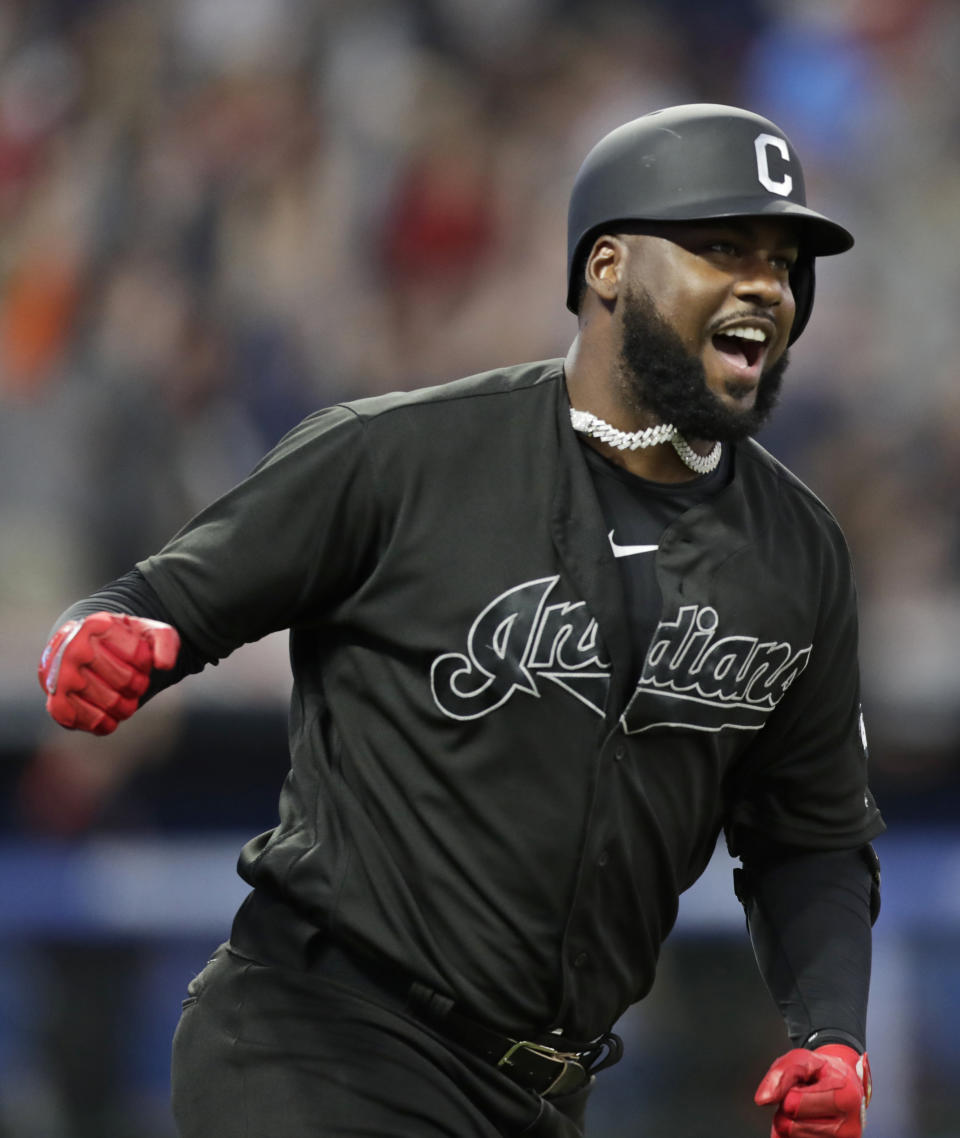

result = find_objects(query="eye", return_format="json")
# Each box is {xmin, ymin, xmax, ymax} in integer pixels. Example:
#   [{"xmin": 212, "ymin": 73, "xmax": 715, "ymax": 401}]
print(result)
[
  {"xmin": 705, "ymin": 240, "xmax": 739, "ymax": 257},
  {"xmin": 770, "ymin": 253, "xmax": 796, "ymax": 272}
]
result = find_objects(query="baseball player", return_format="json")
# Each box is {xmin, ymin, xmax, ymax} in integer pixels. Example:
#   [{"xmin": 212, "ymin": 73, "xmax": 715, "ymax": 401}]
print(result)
[{"xmin": 39, "ymin": 104, "xmax": 884, "ymax": 1137}]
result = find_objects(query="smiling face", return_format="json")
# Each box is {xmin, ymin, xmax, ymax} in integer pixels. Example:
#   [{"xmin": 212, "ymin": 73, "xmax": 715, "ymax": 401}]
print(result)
[
  {"xmin": 628, "ymin": 216, "xmax": 796, "ymax": 393},
  {"xmin": 617, "ymin": 280, "xmax": 790, "ymax": 443},
  {"xmin": 584, "ymin": 217, "xmax": 800, "ymax": 441}
]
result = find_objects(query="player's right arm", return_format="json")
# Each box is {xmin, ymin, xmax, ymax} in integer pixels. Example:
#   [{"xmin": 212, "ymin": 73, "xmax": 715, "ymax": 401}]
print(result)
[{"xmin": 39, "ymin": 405, "xmax": 381, "ymax": 735}]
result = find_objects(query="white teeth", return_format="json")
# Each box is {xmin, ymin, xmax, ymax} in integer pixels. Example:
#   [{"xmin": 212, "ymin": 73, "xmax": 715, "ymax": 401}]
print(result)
[{"xmin": 721, "ymin": 325, "xmax": 768, "ymax": 343}]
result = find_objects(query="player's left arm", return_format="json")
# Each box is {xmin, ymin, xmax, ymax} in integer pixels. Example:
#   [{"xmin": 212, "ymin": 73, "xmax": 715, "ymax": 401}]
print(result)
[
  {"xmin": 735, "ymin": 837, "xmax": 880, "ymax": 1138},
  {"xmin": 723, "ymin": 515, "xmax": 884, "ymax": 1135}
]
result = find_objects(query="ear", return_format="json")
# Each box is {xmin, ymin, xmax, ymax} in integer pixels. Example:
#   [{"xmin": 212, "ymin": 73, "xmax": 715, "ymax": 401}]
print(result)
[{"xmin": 583, "ymin": 235, "xmax": 628, "ymax": 305}]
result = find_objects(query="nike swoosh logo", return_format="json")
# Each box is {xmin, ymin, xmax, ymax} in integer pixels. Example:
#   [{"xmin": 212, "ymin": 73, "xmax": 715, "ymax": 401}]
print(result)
[{"xmin": 608, "ymin": 531, "xmax": 658, "ymax": 559}]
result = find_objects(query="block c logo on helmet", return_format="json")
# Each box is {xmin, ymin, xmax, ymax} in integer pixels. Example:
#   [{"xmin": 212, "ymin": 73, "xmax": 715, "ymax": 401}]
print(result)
[{"xmin": 754, "ymin": 133, "xmax": 793, "ymax": 196}]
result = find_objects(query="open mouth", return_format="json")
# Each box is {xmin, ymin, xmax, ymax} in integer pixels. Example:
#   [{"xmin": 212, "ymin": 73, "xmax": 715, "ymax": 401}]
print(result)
[{"xmin": 710, "ymin": 325, "xmax": 770, "ymax": 378}]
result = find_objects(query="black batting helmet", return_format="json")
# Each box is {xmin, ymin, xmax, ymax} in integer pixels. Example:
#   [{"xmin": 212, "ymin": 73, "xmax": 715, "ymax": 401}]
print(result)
[{"xmin": 566, "ymin": 103, "xmax": 853, "ymax": 343}]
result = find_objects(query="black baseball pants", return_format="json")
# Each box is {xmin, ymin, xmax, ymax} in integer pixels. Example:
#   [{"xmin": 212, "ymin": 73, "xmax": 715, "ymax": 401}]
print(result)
[{"xmin": 170, "ymin": 942, "xmax": 592, "ymax": 1137}]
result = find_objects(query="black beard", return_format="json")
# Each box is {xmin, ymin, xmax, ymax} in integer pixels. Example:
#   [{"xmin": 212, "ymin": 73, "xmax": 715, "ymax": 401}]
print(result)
[{"xmin": 618, "ymin": 284, "xmax": 789, "ymax": 442}]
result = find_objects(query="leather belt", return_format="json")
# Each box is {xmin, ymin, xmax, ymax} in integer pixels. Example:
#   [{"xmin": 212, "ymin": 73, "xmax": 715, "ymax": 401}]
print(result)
[
  {"xmin": 230, "ymin": 890, "xmax": 623, "ymax": 1099},
  {"xmin": 406, "ymin": 979, "xmax": 623, "ymax": 1097}
]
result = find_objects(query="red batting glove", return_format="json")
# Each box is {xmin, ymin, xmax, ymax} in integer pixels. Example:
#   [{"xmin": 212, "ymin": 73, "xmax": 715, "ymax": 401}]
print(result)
[
  {"xmin": 755, "ymin": 1045, "xmax": 872, "ymax": 1138},
  {"xmin": 38, "ymin": 612, "xmax": 180, "ymax": 736}
]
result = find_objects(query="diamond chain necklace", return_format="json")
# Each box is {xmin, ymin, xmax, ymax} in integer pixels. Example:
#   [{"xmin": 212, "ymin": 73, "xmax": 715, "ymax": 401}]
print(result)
[{"xmin": 569, "ymin": 408, "xmax": 722, "ymax": 475}]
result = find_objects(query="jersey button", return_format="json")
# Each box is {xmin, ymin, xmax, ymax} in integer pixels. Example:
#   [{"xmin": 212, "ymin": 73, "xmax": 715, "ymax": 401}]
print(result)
[
  {"xmin": 614, "ymin": 745, "xmax": 626, "ymax": 762},
  {"xmin": 572, "ymin": 952, "xmax": 589, "ymax": 969},
  {"xmin": 597, "ymin": 850, "xmax": 609, "ymax": 868}
]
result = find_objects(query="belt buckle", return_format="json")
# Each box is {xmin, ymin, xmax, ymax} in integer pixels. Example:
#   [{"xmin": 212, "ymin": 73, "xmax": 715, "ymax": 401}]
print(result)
[{"xmin": 497, "ymin": 1039, "xmax": 587, "ymax": 1097}]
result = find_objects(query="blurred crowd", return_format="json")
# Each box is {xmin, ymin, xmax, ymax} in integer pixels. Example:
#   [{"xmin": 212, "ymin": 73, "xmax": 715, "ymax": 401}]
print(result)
[{"xmin": 3, "ymin": 0, "xmax": 960, "ymax": 810}]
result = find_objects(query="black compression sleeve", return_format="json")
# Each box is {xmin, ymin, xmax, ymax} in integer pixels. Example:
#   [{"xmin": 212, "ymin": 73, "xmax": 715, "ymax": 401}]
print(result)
[
  {"xmin": 737, "ymin": 844, "xmax": 873, "ymax": 1052},
  {"xmin": 52, "ymin": 569, "xmax": 212, "ymax": 696}
]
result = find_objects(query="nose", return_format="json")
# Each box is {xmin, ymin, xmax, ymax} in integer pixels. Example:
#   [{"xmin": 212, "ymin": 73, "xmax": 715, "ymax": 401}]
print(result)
[{"xmin": 732, "ymin": 256, "xmax": 790, "ymax": 310}]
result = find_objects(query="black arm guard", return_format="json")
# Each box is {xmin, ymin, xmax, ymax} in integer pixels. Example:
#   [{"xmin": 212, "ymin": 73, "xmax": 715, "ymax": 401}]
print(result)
[{"xmin": 733, "ymin": 841, "xmax": 879, "ymax": 1051}]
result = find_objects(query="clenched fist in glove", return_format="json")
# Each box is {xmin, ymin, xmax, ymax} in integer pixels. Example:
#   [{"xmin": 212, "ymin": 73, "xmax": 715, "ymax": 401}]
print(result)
[
  {"xmin": 38, "ymin": 612, "xmax": 180, "ymax": 736},
  {"xmin": 755, "ymin": 1044, "xmax": 872, "ymax": 1138}
]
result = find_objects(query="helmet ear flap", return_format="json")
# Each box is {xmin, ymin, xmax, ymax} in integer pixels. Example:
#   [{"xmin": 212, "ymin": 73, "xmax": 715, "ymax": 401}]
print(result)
[{"xmin": 788, "ymin": 257, "xmax": 815, "ymax": 345}]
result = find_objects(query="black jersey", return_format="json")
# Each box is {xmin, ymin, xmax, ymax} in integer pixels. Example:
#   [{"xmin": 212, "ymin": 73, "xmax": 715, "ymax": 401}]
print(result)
[
  {"xmin": 138, "ymin": 359, "xmax": 884, "ymax": 1041},
  {"xmin": 580, "ymin": 441, "xmax": 730, "ymax": 676}
]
